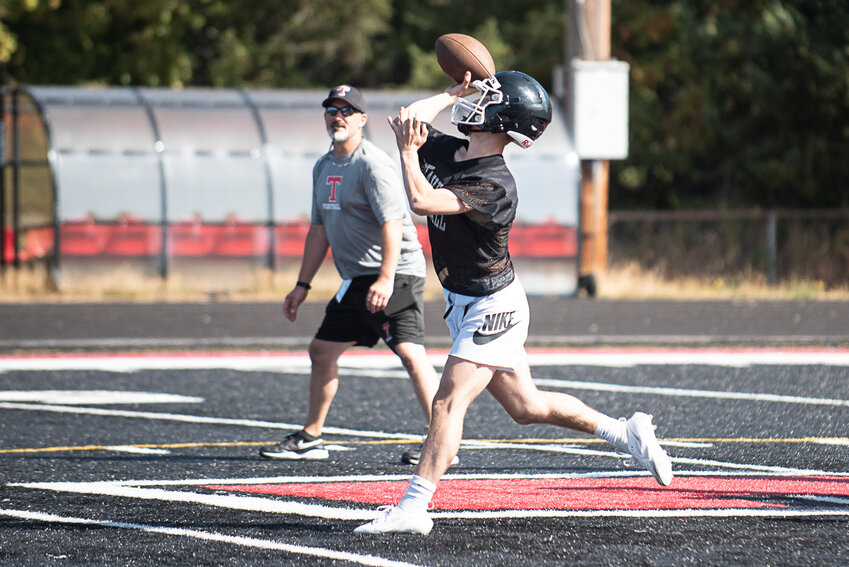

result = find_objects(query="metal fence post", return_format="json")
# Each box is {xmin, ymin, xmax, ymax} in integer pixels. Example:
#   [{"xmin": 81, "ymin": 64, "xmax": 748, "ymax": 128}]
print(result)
[
  {"xmin": 0, "ymin": 88, "xmax": 6, "ymax": 270},
  {"xmin": 12, "ymin": 88, "xmax": 20, "ymax": 268},
  {"xmin": 767, "ymin": 209, "xmax": 777, "ymax": 285}
]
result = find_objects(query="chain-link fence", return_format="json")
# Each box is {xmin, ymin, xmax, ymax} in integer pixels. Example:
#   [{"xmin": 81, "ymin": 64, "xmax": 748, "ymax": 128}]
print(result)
[{"xmin": 608, "ymin": 209, "xmax": 849, "ymax": 286}]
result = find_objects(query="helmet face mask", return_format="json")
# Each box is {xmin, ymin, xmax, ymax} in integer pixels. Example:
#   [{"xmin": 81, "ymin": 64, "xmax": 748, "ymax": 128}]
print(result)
[
  {"xmin": 450, "ymin": 70, "xmax": 553, "ymax": 148},
  {"xmin": 450, "ymin": 76, "xmax": 504, "ymax": 128}
]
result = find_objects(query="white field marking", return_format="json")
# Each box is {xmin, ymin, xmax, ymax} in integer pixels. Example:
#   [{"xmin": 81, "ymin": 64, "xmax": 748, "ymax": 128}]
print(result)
[
  {"xmin": 2, "ymin": 349, "xmax": 849, "ymax": 373},
  {"xmin": 0, "ymin": 390, "xmax": 203, "ymax": 405},
  {"xmin": 659, "ymin": 440, "xmax": 713, "ymax": 448},
  {"xmin": 10, "ymin": 483, "xmax": 377, "ymax": 521},
  {"xmin": 533, "ymin": 378, "xmax": 849, "ymax": 407},
  {"xmin": 0, "ymin": 509, "xmax": 423, "ymax": 567},
  {"xmin": 816, "ymin": 438, "xmax": 849, "ymax": 446},
  {"xmin": 457, "ymin": 440, "xmax": 841, "ymax": 476},
  {"xmin": 13, "ymin": 469, "xmax": 849, "ymax": 490},
  {"xmin": 431, "ymin": 508, "xmax": 849, "ymax": 519},
  {"xmin": 0, "ymin": 402, "xmax": 422, "ymax": 440},
  {"xmin": 12, "ymin": 470, "xmax": 849, "ymax": 522},
  {"xmin": 104, "ymin": 446, "xmax": 171, "ymax": 455},
  {"xmin": 795, "ymin": 495, "xmax": 849, "ymax": 506},
  {"xmin": 525, "ymin": 350, "xmax": 849, "ymax": 368}
]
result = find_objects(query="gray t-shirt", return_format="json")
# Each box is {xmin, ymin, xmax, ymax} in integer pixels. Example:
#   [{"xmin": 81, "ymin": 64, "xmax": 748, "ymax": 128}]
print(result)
[{"xmin": 311, "ymin": 139, "xmax": 426, "ymax": 280}]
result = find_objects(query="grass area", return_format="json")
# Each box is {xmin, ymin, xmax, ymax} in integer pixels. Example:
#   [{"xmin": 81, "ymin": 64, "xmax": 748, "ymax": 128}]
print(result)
[
  {"xmin": 598, "ymin": 261, "xmax": 849, "ymax": 301},
  {"xmin": 1, "ymin": 260, "xmax": 847, "ymax": 302}
]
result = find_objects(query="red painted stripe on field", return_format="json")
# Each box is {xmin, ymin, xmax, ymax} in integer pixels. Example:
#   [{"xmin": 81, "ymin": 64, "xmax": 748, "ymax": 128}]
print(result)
[{"xmin": 203, "ymin": 476, "xmax": 849, "ymax": 511}]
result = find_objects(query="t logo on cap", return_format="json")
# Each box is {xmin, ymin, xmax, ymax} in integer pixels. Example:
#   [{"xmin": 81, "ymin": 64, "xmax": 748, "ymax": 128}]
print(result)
[{"xmin": 322, "ymin": 84, "xmax": 366, "ymax": 114}]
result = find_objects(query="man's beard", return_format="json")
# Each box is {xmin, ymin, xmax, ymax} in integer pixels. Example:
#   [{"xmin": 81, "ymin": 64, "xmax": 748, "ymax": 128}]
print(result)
[{"xmin": 329, "ymin": 128, "xmax": 349, "ymax": 143}]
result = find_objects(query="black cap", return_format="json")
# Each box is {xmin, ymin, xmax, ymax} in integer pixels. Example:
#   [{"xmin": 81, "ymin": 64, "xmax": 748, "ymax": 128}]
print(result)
[{"xmin": 321, "ymin": 85, "xmax": 366, "ymax": 113}]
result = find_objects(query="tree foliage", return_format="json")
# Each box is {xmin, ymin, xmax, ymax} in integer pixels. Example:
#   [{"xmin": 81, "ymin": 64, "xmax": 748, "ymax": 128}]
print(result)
[
  {"xmin": 1, "ymin": 0, "xmax": 847, "ymax": 209},
  {"xmin": 612, "ymin": 0, "xmax": 849, "ymax": 208}
]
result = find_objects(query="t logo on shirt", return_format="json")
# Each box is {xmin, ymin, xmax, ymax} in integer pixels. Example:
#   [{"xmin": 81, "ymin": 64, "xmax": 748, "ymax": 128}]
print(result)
[
  {"xmin": 326, "ymin": 176, "xmax": 342, "ymax": 202},
  {"xmin": 323, "ymin": 176, "xmax": 342, "ymax": 210}
]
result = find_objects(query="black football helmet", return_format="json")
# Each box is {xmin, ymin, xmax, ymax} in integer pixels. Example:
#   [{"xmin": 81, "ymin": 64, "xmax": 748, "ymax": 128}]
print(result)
[{"xmin": 451, "ymin": 70, "xmax": 552, "ymax": 148}]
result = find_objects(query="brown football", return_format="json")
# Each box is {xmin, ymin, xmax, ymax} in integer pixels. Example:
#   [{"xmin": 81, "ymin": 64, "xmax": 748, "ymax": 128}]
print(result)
[{"xmin": 435, "ymin": 33, "xmax": 496, "ymax": 83}]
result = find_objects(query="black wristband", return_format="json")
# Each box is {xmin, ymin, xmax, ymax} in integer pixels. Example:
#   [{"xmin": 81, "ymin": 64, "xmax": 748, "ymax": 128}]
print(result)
[{"xmin": 295, "ymin": 281, "xmax": 311, "ymax": 291}]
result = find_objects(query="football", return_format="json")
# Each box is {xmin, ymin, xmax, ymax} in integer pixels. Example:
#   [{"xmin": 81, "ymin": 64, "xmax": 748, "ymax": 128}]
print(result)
[{"xmin": 434, "ymin": 33, "xmax": 496, "ymax": 83}]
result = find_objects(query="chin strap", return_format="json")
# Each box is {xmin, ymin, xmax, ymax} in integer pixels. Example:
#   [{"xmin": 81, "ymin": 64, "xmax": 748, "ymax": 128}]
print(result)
[{"xmin": 507, "ymin": 130, "xmax": 535, "ymax": 148}]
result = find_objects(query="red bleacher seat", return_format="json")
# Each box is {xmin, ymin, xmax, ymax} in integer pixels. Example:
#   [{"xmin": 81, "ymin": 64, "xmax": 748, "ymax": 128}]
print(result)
[
  {"xmin": 25, "ymin": 227, "xmax": 55, "ymax": 259},
  {"xmin": 510, "ymin": 223, "xmax": 578, "ymax": 258},
  {"xmin": 169, "ymin": 222, "xmax": 217, "ymax": 256},
  {"xmin": 2, "ymin": 227, "xmax": 14, "ymax": 263},
  {"xmin": 60, "ymin": 222, "xmax": 110, "ymax": 256},
  {"xmin": 213, "ymin": 223, "xmax": 269, "ymax": 256},
  {"xmin": 274, "ymin": 222, "xmax": 310, "ymax": 258},
  {"xmin": 103, "ymin": 222, "xmax": 161, "ymax": 256}
]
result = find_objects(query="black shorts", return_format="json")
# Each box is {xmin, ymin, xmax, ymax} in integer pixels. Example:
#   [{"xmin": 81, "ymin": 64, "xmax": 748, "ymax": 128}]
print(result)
[{"xmin": 315, "ymin": 274, "xmax": 426, "ymax": 350}]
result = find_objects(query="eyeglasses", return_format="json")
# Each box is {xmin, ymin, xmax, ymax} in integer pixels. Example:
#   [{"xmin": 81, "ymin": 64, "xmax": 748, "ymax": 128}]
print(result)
[{"xmin": 325, "ymin": 106, "xmax": 357, "ymax": 117}]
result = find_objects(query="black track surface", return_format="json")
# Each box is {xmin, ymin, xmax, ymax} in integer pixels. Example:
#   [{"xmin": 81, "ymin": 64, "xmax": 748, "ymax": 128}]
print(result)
[{"xmin": 1, "ymin": 300, "xmax": 847, "ymax": 565}]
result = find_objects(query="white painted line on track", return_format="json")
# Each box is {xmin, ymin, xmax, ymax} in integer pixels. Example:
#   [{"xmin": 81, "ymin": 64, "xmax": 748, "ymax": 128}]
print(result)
[
  {"xmin": 14, "ymin": 469, "xmax": 849, "ymax": 489},
  {"xmin": 104, "ymin": 445, "xmax": 172, "ymax": 455},
  {"xmin": 2, "ymin": 348, "xmax": 849, "ymax": 373},
  {"xmin": 457, "ymin": 441, "xmax": 842, "ymax": 475},
  {"xmin": 816, "ymin": 438, "xmax": 849, "ymax": 446},
  {"xmin": 432, "ymin": 508, "xmax": 849, "ymax": 519},
  {"xmin": 0, "ymin": 508, "xmax": 423, "ymax": 567},
  {"xmin": 12, "ymin": 469, "xmax": 849, "ymax": 522},
  {"xmin": 10, "ymin": 483, "xmax": 376, "ymax": 521},
  {"xmin": 0, "ymin": 402, "xmax": 422, "ymax": 440},
  {"xmin": 0, "ymin": 390, "xmax": 203, "ymax": 405},
  {"xmin": 533, "ymin": 378, "xmax": 849, "ymax": 407}
]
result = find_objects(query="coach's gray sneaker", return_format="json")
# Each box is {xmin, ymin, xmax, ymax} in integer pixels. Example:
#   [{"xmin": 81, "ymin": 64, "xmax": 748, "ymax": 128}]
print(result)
[
  {"xmin": 401, "ymin": 445, "xmax": 460, "ymax": 466},
  {"xmin": 260, "ymin": 430, "xmax": 329, "ymax": 460},
  {"xmin": 624, "ymin": 412, "xmax": 673, "ymax": 486},
  {"xmin": 354, "ymin": 505, "xmax": 433, "ymax": 535}
]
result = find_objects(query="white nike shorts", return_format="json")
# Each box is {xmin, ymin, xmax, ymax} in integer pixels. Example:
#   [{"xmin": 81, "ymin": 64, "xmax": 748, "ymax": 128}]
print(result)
[{"xmin": 443, "ymin": 277, "xmax": 529, "ymax": 371}]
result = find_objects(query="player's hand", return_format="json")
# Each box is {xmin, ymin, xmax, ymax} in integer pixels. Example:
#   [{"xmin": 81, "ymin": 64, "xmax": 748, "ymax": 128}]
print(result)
[
  {"xmin": 366, "ymin": 277, "xmax": 393, "ymax": 314},
  {"xmin": 388, "ymin": 106, "xmax": 429, "ymax": 153},
  {"xmin": 445, "ymin": 71, "xmax": 475, "ymax": 98},
  {"xmin": 282, "ymin": 286, "xmax": 307, "ymax": 321}
]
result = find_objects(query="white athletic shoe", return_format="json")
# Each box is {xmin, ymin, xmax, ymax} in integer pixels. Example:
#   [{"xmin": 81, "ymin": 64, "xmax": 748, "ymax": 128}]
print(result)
[
  {"xmin": 353, "ymin": 506, "xmax": 433, "ymax": 535},
  {"xmin": 625, "ymin": 412, "xmax": 673, "ymax": 486}
]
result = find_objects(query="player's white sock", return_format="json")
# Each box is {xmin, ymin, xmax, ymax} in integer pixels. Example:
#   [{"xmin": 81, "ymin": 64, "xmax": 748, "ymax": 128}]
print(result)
[
  {"xmin": 595, "ymin": 413, "xmax": 628, "ymax": 452},
  {"xmin": 398, "ymin": 475, "xmax": 436, "ymax": 513}
]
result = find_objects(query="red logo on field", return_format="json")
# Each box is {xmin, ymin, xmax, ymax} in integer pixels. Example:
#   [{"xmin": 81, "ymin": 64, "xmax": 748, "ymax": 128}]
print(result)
[{"xmin": 204, "ymin": 476, "xmax": 849, "ymax": 511}]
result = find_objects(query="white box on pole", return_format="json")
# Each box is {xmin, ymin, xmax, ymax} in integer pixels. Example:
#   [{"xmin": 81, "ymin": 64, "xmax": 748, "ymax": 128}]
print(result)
[{"xmin": 571, "ymin": 59, "xmax": 630, "ymax": 160}]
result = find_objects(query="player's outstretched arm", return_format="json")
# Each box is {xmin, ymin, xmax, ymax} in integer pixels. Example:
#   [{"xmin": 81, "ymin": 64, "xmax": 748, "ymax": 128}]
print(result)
[{"xmin": 402, "ymin": 72, "xmax": 475, "ymax": 124}]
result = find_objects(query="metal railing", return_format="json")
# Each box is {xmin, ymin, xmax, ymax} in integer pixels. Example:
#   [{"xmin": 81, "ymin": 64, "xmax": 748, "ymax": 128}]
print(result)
[{"xmin": 608, "ymin": 209, "xmax": 849, "ymax": 286}]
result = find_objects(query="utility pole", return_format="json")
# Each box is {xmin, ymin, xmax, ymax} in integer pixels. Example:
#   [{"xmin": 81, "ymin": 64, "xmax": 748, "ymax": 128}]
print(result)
[{"xmin": 567, "ymin": 0, "xmax": 611, "ymax": 297}]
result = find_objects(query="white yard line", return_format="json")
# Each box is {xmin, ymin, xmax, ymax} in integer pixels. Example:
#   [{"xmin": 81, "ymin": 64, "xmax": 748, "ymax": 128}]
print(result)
[
  {"xmin": 0, "ymin": 402, "xmax": 420, "ymax": 439},
  {"xmin": 2, "ymin": 349, "xmax": 849, "ymax": 373},
  {"xmin": 11, "ymin": 468, "xmax": 849, "ymax": 522},
  {"xmin": 0, "ymin": 508, "xmax": 423, "ymax": 567},
  {"xmin": 533, "ymin": 378, "xmax": 849, "ymax": 407}
]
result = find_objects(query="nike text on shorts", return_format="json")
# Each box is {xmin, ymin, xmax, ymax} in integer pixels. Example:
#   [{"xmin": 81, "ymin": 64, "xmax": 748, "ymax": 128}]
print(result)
[{"xmin": 443, "ymin": 278, "xmax": 530, "ymax": 370}]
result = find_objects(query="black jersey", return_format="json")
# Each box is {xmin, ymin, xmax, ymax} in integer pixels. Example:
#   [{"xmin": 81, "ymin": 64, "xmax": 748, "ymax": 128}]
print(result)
[{"xmin": 418, "ymin": 127, "xmax": 518, "ymax": 296}]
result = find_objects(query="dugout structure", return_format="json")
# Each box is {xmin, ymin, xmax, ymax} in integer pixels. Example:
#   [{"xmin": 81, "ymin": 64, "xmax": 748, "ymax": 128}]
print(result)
[{"xmin": 1, "ymin": 86, "xmax": 580, "ymax": 295}]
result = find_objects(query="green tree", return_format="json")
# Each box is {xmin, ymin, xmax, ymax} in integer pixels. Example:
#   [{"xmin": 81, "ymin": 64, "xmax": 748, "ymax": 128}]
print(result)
[{"xmin": 612, "ymin": 0, "xmax": 849, "ymax": 209}]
